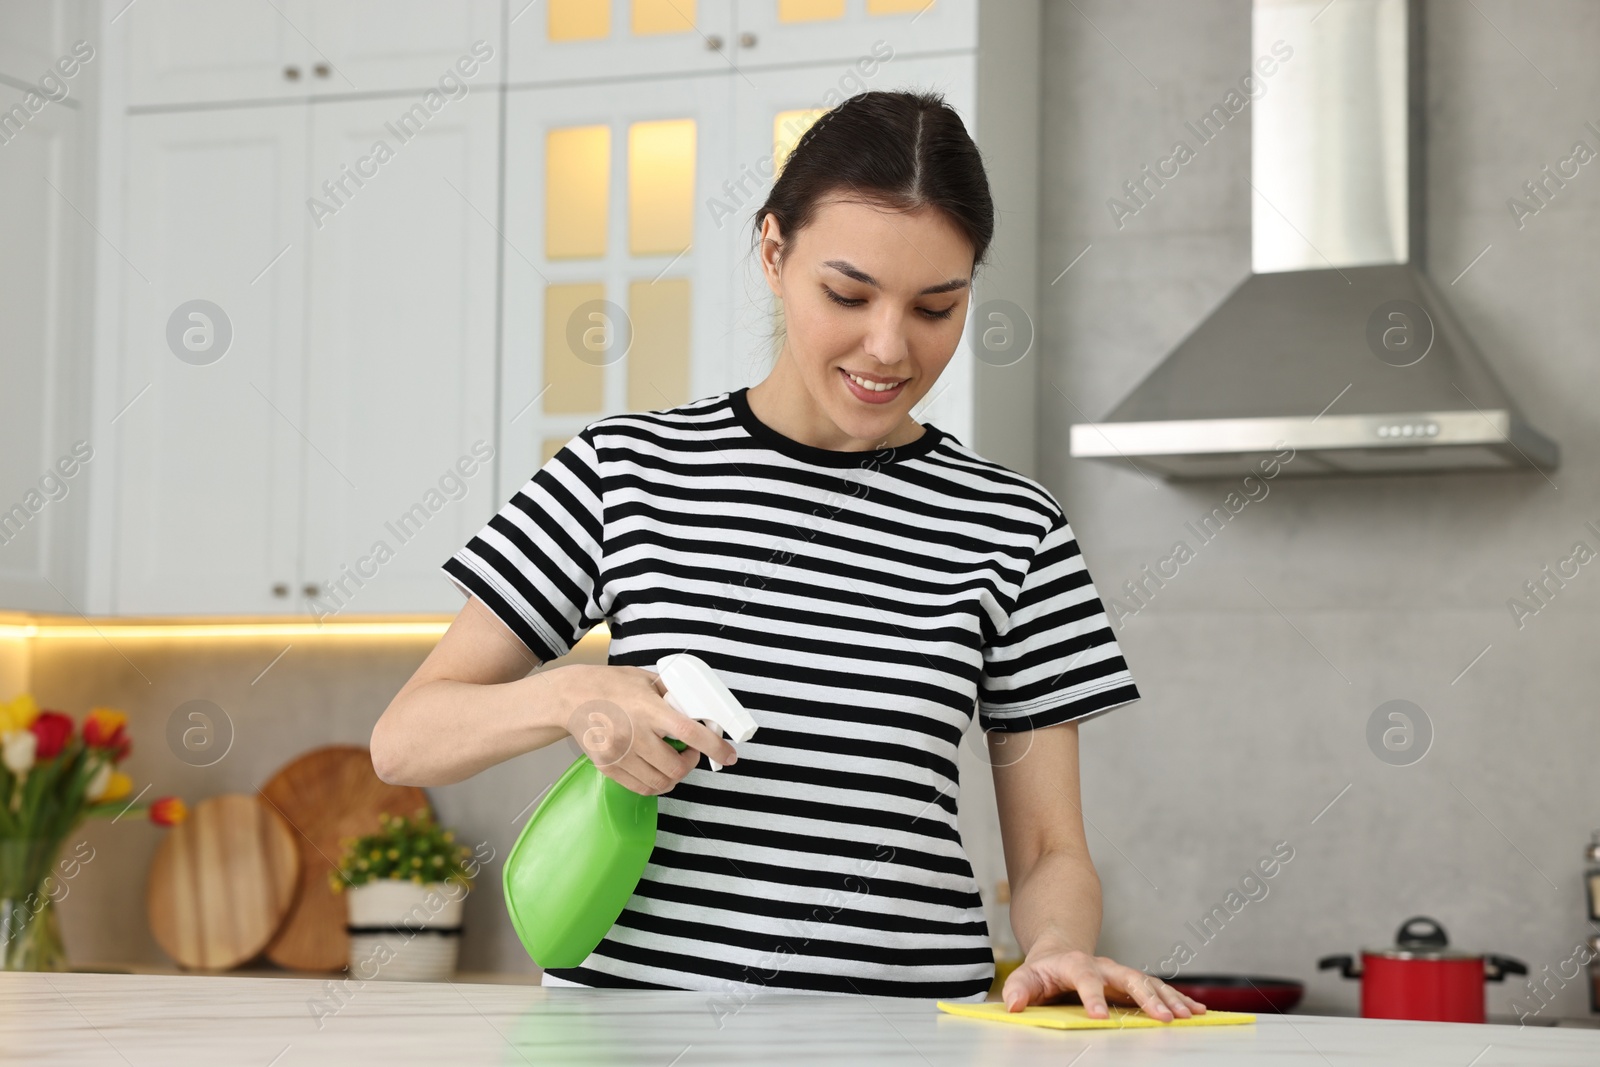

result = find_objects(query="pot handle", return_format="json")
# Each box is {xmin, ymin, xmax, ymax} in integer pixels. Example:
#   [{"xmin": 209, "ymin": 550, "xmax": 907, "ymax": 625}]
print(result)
[
  {"xmin": 1484, "ymin": 954, "xmax": 1528, "ymax": 982},
  {"xmin": 1317, "ymin": 954, "xmax": 1362, "ymax": 979}
]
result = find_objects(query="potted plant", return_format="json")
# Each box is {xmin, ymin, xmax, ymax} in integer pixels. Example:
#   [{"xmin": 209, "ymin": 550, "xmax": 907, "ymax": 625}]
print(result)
[
  {"xmin": 0, "ymin": 695, "xmax": 187, "ymax": 970},
  {"xmin": 331, "ymin": 807, "xmax": 476, "ymax": 981}
]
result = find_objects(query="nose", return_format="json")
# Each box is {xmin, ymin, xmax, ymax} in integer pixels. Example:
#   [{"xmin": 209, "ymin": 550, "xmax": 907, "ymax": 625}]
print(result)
[{"xmin": 860, "ymin": 305, "xmax": 912, "ymax": 368}]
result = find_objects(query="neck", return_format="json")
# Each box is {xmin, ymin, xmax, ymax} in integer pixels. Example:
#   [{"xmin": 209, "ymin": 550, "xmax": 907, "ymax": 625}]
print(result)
[{"xmin": 747, "ymin": 347, "xmax": 924, "ymax": 452}]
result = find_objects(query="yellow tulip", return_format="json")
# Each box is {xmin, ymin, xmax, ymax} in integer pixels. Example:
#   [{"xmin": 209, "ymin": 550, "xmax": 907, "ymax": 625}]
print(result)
[
  {"xmin": 98, "ymin": 771, "xmax": 133, "ymax": 803},
  {"xmin": 0, "ymin": 694, "xmax": 40, "ymax": 733}
]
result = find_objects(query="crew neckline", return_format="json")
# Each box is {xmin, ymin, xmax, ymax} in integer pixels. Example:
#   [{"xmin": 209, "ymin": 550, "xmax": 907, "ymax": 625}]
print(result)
[{"xmin": 728, "ymin": 386, "xmax": 943, "ymax": 467}]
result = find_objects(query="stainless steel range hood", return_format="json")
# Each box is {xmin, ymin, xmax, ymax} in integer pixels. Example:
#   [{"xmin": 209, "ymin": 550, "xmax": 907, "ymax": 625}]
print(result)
[{"xmin": 1069, "ymin": 0, "xmax": 1558, "ymax": 479}]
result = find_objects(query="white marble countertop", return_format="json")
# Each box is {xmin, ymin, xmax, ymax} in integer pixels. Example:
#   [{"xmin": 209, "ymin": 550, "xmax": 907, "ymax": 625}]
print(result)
[{"xmin": 4, "ymin": 972, "xmax": 1599, "ymax": 1065}]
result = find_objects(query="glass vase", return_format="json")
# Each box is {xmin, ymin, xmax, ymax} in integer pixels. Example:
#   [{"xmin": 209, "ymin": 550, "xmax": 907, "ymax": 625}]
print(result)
[{"xmin": 0, "ymin": 837, "xmax": 69, "ymax": 972}]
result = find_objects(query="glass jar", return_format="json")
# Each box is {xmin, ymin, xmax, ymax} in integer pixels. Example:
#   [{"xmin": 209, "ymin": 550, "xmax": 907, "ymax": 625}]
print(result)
[{"xmin": 0, "ymin": 838, "xmax": 69, "ymax": 972}]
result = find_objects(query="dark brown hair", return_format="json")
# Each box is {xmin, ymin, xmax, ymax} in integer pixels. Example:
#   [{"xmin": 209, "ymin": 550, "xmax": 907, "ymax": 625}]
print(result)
[{"xmin": 750, "ymin": 89, "xmax": 994, "ymax": 280}]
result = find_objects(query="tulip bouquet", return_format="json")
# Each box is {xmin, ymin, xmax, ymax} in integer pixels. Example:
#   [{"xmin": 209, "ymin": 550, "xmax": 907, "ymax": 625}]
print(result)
[{"xmin": 0, "ymin": 693, "xmax": 187, "ymax": 970}]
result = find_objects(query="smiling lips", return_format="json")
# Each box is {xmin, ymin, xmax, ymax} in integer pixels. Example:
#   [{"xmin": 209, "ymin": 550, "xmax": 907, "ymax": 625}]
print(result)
[{"xmin": 840, "ymin": 367, "xmax": 907, "ymax": 403}]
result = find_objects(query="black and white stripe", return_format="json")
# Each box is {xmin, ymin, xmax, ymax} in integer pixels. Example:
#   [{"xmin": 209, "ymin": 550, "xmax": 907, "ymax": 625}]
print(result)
[{"xmin": 443, "ymin": 386, "xmax": 1139, "ymax": 1000}]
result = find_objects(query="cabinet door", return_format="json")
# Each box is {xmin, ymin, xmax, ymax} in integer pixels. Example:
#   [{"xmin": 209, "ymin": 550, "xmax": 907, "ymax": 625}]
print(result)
[
  {"xmin": 499, "ymin": 76, "xmax": 734, "ymax": 501},
  {"xmin": 302, "ymin": 0, "xmax": 503, "ymax": 97},
  {"xmin": 121, "ymin": 0, "xmax": 316, "ymax": 107},
  {"xmin": 727, "ymin": 57, "xmax": 977, "ymax": 445},
  {"xmin": 0, "ymin": 0, "xmax": 79, "ymax": 80},
  {"xmin": 505, "ymin": 0, "xmax": 734, "ymax": 86},
  {"xmin": 0, "ymin": 83, "xmax": 92, "ymax": 611},
  {"xmin": 300, "ymin": 92, "xmax": 500, "ymax": 615},
  {"xmin": 732, "ymin": 0, "xmax": 976, "ymax": 70},
  {"xmin": 115, "ymin": 107, "xmax": 307, "ymax": 614}
]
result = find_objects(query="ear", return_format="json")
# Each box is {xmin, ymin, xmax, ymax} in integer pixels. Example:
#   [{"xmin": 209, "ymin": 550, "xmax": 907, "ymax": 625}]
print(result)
[{"xmin": 759, "ymin": 214, "xmax": 786, "ymax": 297}]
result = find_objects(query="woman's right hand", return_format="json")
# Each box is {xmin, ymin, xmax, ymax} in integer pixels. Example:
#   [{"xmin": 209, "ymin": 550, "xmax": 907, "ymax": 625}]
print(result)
[{"xmin": 562, "ymin": 665, "xmax": 740, "ymax": 796}]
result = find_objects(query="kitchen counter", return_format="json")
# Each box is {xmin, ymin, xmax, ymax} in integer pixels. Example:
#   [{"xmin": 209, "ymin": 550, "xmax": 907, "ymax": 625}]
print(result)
[{"xmin": 4, "ymin": 972, "xmax": 1599, "ymax": 1065}]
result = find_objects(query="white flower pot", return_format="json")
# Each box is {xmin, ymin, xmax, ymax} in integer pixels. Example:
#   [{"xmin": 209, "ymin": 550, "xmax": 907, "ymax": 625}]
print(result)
[{"xmin": 344, "ymin": 878, "xmax": 466, "ymax": 982}]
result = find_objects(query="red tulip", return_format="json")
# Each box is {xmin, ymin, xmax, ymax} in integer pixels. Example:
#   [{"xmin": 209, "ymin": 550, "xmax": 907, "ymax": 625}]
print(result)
[
  {"xmin": 149, "ymin": 796, "xmax": 186, "ymax": 827},
  {"xmin": 29, "ymin": 712, "xmax": 74, "ymax": 760},
  {"xmin": 84, "ymin": 707, "xmax": 131, "ymax": 760}
]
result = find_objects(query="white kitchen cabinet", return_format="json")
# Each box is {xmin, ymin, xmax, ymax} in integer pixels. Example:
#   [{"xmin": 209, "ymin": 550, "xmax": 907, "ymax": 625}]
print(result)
[
  {"xmin": 299, "ymin": 1, "xmax": 503, "ymax": 96},
  {"xmin": 0, "ymin": 77, "xmax": 96, "ymax": 613},
  {"xmin": 75, "ymin": 0, "xmax": 1039, "ymax": 617},
  {"xmin": 300, "ymin": 92, "xmax": 500, "ymax": 615},
  {"xmin": 504, "ymin": 0, "xmax": 977, "ymax": 87},
  {"xmin": 111, "ymin": 94, "xmax": 503, "ymax": 616},
  {"xmin": 121, "ymin": 0, "xmax": 503, "ymax": 108},
  {"xmin": 102, "ymin": 0, "xmax": 508, "ymax": 616},
  {"xmin": 497, "ymin": 74, "xmax": 737, "ymax": 499},
  {"xmin": 505, "ymin": 0, "xmax": 736, "ymax": 86},
  {"xmin": 112, "ymin": 105, "xmax": 308, "ymax": 615},
  {"xmin": 0, "ymin": 0, "xmax": 82, "ymax": 81},
  {"xmin": 730, "ymin": 0, "xmax": 977, "ymax": 71}
]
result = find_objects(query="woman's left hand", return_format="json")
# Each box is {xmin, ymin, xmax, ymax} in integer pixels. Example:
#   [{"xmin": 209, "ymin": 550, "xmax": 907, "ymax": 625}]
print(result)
[{"xmin": 1001, "ymin": 944, "xmax": 1207, "ymax": 1020}]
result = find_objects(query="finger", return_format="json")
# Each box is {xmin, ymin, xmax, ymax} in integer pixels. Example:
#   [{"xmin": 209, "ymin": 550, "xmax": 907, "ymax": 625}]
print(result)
[
  {"xmin": 662, "ymin": 711, "xmax": 739, "ymax": 768},
  {"xmin": 1158, "ymin": 985, "xmax": 1196, "ymax": 1017},
  {"xmin": 1073, "ymin": 972, "xmax": 1110, "ymax": 1019},
  {"xmin": 634, "ymin": 717, "xmax": 702, "ymax": 779},
  {"xmin": 1120, "ymin": 971, "xmax": 1174, "ymax": 1021},
  {"xmin": 603, "ymin": 763, "xmax": 656, "ymax": 796},
  {"xmin": 631, "ymin": 742, "xmax": 696, "ymax": 793},
  {"xmin": 1000, "ymin": 962, "xmax": 1046, "ymax": 1012}
]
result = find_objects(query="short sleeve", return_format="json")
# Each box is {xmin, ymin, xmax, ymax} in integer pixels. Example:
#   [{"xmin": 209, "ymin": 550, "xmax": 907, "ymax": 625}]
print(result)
[
  {"xmin": 441, "ymin": 428, "xmax": 606, "ymax": 663},
  {"xmin": 978, "ymin": 505, "xmax": 1140, "ymax": 732}
]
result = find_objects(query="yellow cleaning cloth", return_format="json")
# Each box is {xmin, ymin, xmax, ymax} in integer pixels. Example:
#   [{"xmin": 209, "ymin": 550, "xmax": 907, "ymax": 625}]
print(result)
[{"xmin": 936, "ymin": 1001, "xmax": 1256, "ymax": 1030}]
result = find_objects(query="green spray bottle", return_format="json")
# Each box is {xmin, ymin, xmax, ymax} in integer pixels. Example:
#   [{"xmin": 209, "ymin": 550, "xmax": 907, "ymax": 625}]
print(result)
[{"xmin": 503, "ymin": 652, "xmax": 758, "ymax": 968}]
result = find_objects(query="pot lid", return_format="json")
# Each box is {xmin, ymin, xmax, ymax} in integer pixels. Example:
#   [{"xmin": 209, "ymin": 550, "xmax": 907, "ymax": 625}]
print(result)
[{"xmin": 1362, "ymin": 916, "xmax": 1479, "ymax": 961}]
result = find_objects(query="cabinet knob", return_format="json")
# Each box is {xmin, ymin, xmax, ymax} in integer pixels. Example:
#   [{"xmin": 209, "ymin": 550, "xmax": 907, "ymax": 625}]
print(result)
[
  {"xmin": 313, "ymin": 62, "xmax": 330, "ymax": 78},
  {"xmin": 704, "ymin": 34, "xmax": 723, "ymax": 51},
  {"xmin": 739, "ymin": 32, "xmax": 757, "ymax": 48},
  {"xmin": 283, "ymin": 65, "xmax": 301, "ymax": 81},
  {"xmin": 302, "ymin": 583, "xmax": 323, "ymax": 598},
  {"xmin": 272, "ymin": 582, "xmax": 290, "ymax": 598}
]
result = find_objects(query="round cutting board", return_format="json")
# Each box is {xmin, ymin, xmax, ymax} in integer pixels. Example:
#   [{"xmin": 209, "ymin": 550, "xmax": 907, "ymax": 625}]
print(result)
[
  {"xmin": 146, "ymin": 793, "xmax": 301, "ymax": 970},
  {"xmin": 259, "ymin": 745, "xmax": 431, "ymax": 972}
]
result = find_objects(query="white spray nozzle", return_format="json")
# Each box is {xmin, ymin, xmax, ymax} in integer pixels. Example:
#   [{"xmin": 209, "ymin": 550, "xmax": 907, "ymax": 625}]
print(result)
[{"xmin": 656, "ymin": 652, "xmax": 756, "ymax": 772}]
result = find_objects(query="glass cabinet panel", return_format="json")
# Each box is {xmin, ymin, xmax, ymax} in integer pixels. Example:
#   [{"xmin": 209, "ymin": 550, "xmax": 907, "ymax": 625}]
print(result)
[{"xmin": 546, "ymin": 125, "xmax": 610, "ymax": 259}]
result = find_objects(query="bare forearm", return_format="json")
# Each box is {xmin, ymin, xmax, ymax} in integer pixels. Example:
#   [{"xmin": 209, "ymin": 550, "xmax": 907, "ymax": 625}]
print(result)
[
  {"xmin": 373, "ymin": 664, "xmax": 582, "ymax": 787},
  {"xmin": 1010, "ymin": 847, "xmax": 1103, "ymax": 958}
]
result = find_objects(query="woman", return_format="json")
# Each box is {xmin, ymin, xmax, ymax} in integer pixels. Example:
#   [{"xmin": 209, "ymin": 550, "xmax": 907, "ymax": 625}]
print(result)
[{"xmin": 373, "ymin": 89, "xmax": 1204, "ymax": 1020}]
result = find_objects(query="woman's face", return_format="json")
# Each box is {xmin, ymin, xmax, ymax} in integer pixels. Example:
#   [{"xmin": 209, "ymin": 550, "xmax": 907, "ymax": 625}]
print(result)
[{"xmin": 758, "ymin": 194, "xmax": 973, "ymax": 448}]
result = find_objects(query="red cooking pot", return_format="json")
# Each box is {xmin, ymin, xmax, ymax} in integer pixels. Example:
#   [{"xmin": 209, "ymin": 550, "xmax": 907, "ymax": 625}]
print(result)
[{"xmin": 1318, "ymin": 916, "xmax": 1527, "ymax": 1023}]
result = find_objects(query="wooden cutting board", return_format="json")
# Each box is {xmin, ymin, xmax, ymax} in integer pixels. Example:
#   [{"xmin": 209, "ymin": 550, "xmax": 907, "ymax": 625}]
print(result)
[
  {"xmin": 259, "ymin": 745, "xmax": 431, "ymax": 972},
  {"xmin": 146, "ymin": 794, "xmax": 301, "ymax": 970}
]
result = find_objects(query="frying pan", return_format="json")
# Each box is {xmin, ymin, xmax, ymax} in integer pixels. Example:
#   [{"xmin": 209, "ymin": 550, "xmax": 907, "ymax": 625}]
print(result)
[{"xmin": 1162, "ymin": 974, "xmax": 1304, "ymax": 1014}]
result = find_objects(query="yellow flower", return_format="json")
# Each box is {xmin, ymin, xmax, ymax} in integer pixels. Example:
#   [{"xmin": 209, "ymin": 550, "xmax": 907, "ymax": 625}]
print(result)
[
  {"xmin": 97, "ymin": 771, "xmax": 133, "ymax": 803},
  {"xmin": 0, "ymin": 694, "xmax": 40, "ymax": 733}
]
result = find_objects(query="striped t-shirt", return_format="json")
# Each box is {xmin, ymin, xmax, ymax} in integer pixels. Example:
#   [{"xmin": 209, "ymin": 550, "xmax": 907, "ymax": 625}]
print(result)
[{"xmin": 442, "ymin": 386, "xmax": 1139, "ymax": 1000}]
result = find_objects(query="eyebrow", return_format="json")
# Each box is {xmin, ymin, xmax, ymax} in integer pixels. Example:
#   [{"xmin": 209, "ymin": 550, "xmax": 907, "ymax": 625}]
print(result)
[{"xmin": 822, "ymin": 259, "xmax": 970, "ymax": 296}]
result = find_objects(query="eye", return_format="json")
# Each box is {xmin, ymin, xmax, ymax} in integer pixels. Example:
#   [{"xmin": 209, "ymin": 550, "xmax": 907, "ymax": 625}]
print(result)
[{"xmin": 823, "ymin": 286, "xmax": 957, "ymax": 321}]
